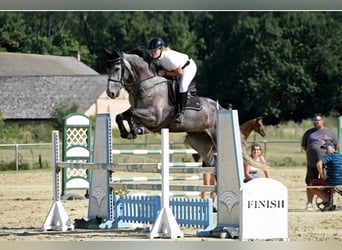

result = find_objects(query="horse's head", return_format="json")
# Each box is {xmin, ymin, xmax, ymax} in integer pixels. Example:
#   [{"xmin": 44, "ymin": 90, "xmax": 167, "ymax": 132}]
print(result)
[
  {"xmin": 104, "ymin": 48, "xmax": 133, "ymax": 99},
  {"xmin": 104, "ymin": 47, "xmax": 155, "ymax": 99},
  {"xmin": 254, "ymin": 117, "xmax": 266, "ymax": 137}
]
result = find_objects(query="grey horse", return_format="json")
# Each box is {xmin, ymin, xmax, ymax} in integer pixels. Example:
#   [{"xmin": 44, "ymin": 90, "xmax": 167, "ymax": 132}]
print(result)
[{"xmin": 104, "ymin": 48, "xmax": 221, "ymax": 167}]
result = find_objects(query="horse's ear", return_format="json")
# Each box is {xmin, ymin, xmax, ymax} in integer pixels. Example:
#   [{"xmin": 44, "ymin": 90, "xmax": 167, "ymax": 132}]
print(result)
[
  {"xmin": 115, "ymin": 50, "xmax": 123, "ymax": 57},
  {"xmin": 103, "ymin": 48, "xmax": 122, "ymax": 60},
  {"xmin": 103, "ymin": 48, "xmax": 112, "ymax": 57}
]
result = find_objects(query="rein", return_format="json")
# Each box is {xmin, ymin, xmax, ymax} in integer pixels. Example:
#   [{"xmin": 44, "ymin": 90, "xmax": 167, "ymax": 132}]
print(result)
[
  {"xmin": 131, "ymin": 77, "xmax": 169, "ymax": 102},
  {"xmin": 108, "ymin": 56, "xmax": 169, "ymax": 97}
]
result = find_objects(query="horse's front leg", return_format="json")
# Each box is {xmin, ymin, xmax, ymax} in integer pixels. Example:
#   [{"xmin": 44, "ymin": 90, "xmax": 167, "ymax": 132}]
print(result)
[
  {"xmin": 126, "ymin": 110, "xmax": 146, "ymax": 137},
  {"xmin": 119, "ymin": 107, "xmax": 158, "ymax": 137},
  {"xmin": 116, "ymin": 112, "xmax": 131, "ymax": 139},
  {"xmin": 116, "ymin": 109, "xmax": 145, "ymax": 139}
]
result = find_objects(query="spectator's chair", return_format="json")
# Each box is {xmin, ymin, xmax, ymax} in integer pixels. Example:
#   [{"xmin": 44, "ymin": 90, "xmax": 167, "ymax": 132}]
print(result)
[{"xmin": 316, "ymin": 185, "xmax": 342, "ymax": 211}]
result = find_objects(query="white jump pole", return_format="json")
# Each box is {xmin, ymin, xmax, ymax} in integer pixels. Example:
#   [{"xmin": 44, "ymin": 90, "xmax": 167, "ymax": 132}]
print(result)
[
  {"xmin": 149, "ymin": 128, "xmax": 184, "ymax": 239},
  {"xmin": 42, "ymin": 130, "xmax": 74, "ymax": 231}
]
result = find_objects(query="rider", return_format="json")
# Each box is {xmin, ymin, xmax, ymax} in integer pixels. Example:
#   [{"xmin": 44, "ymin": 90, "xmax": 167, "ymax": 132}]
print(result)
[{"xmin": 148, "ymin": 37, "xmax": 197, "ymax": 123}]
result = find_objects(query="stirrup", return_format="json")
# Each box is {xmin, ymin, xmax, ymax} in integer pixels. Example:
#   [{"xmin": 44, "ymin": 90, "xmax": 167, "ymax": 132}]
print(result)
[
  {"xmin": 174, "ymin": 113, "xmax": 183, "ymax": 123},
  {"xmin": 316, "ymin": 201, "xmax": 326, "ymax": 211}
]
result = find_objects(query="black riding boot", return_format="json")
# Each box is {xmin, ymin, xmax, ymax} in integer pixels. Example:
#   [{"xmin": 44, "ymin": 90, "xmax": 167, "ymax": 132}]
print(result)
[{"xmin": 174, "ymin": 92, "xmax": 188, "ymax": 123}]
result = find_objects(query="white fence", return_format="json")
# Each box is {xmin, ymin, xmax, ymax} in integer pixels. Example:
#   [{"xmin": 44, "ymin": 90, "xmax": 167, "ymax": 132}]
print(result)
[{"xmin": 0, "ymin": 140, "xmax": 303, "ymax": 171}]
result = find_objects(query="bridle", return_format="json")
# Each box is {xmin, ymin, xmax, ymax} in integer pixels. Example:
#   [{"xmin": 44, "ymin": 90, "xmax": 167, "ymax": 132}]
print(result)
[
  {"xmin": 107, "ymin": 56, "xmax": 163, "ymax": 89},
  {"xmin": 107, "ymin": 57, "xmax": 129, "ymax": 88}
]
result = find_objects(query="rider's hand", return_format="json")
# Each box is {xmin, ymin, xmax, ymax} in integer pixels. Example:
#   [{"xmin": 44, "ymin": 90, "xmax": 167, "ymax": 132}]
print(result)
[{"xmin": 158, "ymin": 70, "xmax": 167, "ymax": 77}]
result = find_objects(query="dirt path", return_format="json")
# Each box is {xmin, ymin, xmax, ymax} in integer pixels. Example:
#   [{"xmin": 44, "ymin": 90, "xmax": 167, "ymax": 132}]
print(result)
[{"xmin": 0, "ymin": 167, "xmax": 342, "ymax": 241}]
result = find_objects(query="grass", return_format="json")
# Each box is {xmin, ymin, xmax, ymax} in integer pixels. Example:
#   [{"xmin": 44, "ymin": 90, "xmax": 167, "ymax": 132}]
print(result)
[
  {"xmin": 0, "ymin": 144, "xmax": 52, "ymax": 171},
  {"xmin": 0, "ymin": 116, "xmax": 340, "ymax": 170}
]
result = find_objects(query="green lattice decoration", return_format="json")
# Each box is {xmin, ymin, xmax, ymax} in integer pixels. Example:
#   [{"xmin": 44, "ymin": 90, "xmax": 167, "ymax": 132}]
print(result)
[
  {"xmin": 65, "ymin": 127, "xmax": 89, "ymax": 147},
  {"xmin": 62, "ymin": 113, "xmax": 92, "ymax": 198}
]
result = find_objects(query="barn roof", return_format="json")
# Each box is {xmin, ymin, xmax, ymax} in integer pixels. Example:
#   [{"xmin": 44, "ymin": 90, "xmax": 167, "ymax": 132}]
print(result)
[
  {"xmin": 0, "ymin": 52, "xmax": 108, "ymax": 120},
  {"xmin": 0, "ymin": 52, "xmax": 98, "ymax": 76},
  {"xmin": 0, "ymin": 75, "xmax": 107, "ymax": 119}
]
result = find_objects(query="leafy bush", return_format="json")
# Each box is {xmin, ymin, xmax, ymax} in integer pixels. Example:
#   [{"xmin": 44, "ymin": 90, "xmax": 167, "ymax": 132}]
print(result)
[
  {"xmin": 51, "ymin": 102, "xmax": 78, "ymax": 131},
  {"xmin": 29, "ymin": 124, "xmax": 55, "ymax": 142}
]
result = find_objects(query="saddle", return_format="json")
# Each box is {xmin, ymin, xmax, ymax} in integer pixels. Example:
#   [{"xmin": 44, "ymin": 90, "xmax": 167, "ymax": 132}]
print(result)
[{"xmin": 167, "ymin": 79, "xmax": 202, "ymax": 111}]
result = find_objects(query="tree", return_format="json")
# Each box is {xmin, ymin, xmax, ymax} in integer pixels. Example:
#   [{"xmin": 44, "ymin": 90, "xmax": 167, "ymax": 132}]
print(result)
[
  {"xmin": 204, "ymin": 12, "xmax": 342, "ymax": 124},
  {"xmin": 74, "ymin": 12, "xmax": 199, "ymax": 73},
  {"xmin": 0, "ymin": 12, "xmax": 27, "ymax": 52},
  {"xmin": 0, "ymin": 110, "xmax": 4, "ymax": 129},
  {"xmin": 51, "ymin": 102, "xmax": 78, "ymax": 132},
  {"xmin": 2, "ymin": 12, "xmax": 342, "ymax": 124}
]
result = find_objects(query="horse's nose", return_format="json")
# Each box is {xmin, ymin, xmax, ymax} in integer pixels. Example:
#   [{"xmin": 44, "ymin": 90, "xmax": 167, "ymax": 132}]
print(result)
[{"xmin": 107, "ymin": 90, "xmax": 116, "ymax": 98}]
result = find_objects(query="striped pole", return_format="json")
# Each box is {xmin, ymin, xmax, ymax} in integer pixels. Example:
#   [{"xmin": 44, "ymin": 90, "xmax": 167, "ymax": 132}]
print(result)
[
  {"xmin": 110, "ymin": 183, "xmax": 216, "ymax": 192},
  {"xmin": 126, "ymin": 191, "xmax": 201, "ymax": 197},
  {"xmin": 57, "ymin": 162, "xmax": 214, "ymax": 174},
  {"xmin": 113, "ymin": 175, "xmax": 202, "ymax": 182},
  {"xmin": 112, "ymin": 149, "xmax": 197, "ymax": 155}
]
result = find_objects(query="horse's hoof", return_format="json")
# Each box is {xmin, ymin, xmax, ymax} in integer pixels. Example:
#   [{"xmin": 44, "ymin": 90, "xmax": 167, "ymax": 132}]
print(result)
[
  {"xmin": 132, "ymin": 127, "xmax": 144, "ymax": 135},
  {"xmin": 137, "ymin": 128, "xmax": 144, "ymax": 134},
  {"xmin": 120, "ymin": 132, "xmax": 129, "ymax": 139},
  {"xmin": 127, "ymin": 133, "xmax": 137, "ymax": 140}
]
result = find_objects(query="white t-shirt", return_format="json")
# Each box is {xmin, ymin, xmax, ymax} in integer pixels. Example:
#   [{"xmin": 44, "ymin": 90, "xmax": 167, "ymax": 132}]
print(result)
[{"xmin": 156, "ymin": 49, "xmax": 188, "ymax": 71}]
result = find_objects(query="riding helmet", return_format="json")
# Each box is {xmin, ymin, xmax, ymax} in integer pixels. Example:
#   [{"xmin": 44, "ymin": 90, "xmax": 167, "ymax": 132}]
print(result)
[{"xmin": 148, "ymin": 37, "xmax": 165, "ymax": 50}]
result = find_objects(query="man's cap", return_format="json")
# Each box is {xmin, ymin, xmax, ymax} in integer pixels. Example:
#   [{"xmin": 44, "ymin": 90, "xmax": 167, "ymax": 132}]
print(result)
[{"xmin": 321, "ymin": 141, "xmax": 335, "ymax": 149}]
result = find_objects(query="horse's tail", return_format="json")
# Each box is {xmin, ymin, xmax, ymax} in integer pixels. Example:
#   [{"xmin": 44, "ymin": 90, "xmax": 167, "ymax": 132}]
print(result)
[{"xmin": 214, "ymin": 100, "xmax": 226, "ymax": 110}]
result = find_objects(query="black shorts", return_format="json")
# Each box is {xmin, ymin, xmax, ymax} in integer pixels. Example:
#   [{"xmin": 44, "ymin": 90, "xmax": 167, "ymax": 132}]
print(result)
[{"xmin": 305, "ymin": 166, "xmax": 319, "ymax": 185}]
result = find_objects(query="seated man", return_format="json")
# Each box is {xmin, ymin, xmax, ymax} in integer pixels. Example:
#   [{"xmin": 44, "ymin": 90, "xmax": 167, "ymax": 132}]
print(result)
[{"xmin": 311, "ymin": 141, "xmax": 342, "ymax": 211}]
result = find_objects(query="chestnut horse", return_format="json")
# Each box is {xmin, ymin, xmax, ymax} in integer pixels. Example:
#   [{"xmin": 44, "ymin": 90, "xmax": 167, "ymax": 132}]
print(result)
[
  {"xmin": 240, "ymin": 116, "xmax": 266, "ymax": 147},
  {"xmin": 240, "ymin": 117, "xmax": 270, "ymax": 171},
  {"xmin": 193, "ymin": 116, "xmax": 266, "ymax": 163}
]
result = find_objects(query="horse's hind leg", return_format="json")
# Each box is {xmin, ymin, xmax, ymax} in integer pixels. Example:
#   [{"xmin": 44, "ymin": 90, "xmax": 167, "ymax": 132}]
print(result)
[{"xmin": 184, "ymin": 132, "xmax": 216, "ymax": 167}]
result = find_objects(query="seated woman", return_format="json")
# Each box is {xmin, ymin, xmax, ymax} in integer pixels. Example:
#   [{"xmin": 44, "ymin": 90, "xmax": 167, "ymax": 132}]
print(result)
[
  {"xmin": 243, "ymin": 143, "xmax": 270, "ymax": 182},
  {"xmin": 311, "ymin": 141, "xmax": 342, "ymax": 211}
]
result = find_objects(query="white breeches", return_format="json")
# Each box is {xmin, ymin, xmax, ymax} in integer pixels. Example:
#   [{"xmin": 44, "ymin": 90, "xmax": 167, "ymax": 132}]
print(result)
[{"xmin": 178, "ymin": 59, "xmax": 197, "ymax": 93}]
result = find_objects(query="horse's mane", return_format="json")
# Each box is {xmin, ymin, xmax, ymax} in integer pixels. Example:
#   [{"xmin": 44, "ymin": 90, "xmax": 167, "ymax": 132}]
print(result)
[
  {"xmin": 123, "ymin": 46, "xmax": 152, "ymax": 64},
  {"xmin": 122, "ymin": 46, "xmax": 157, "ymax": 74}
]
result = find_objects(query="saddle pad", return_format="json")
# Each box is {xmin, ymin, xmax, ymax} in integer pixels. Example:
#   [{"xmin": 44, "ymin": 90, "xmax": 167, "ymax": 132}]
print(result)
[{"xmin": 185, "ymin": 95, "xmax": 201, "ymax": 111}]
